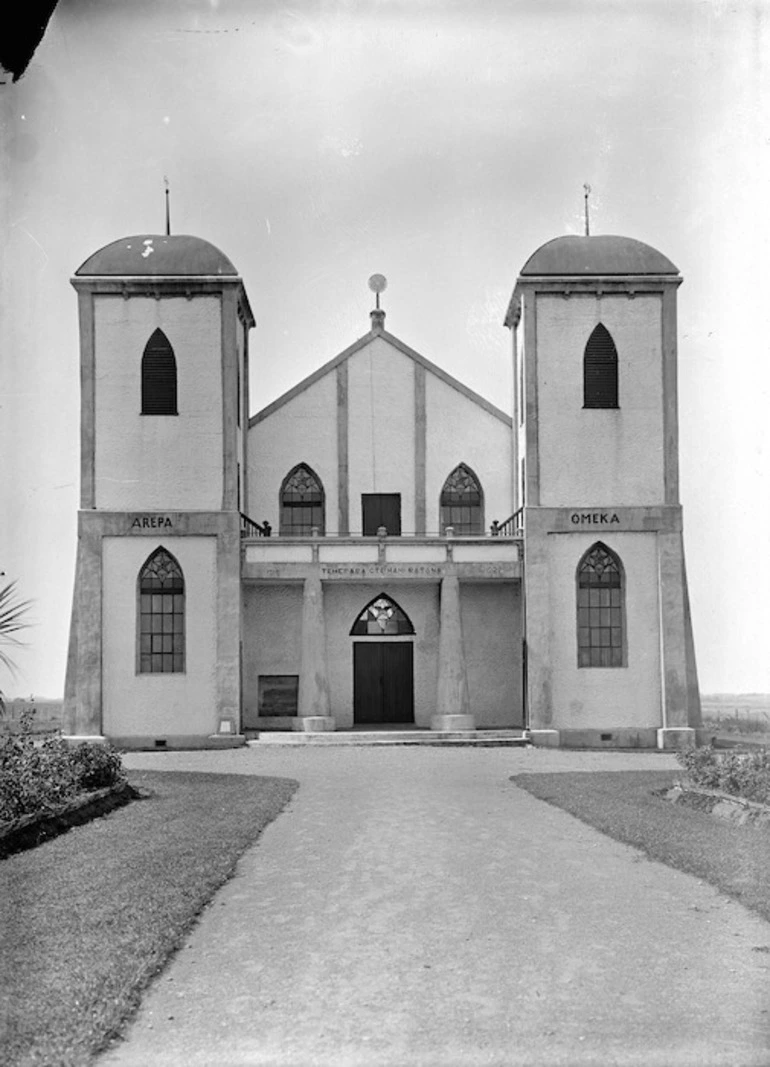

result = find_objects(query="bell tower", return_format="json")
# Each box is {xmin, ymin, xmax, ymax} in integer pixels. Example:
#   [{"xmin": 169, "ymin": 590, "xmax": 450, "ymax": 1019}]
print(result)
[
  {"xmin": 506, "ymin": 235, "xmax": 700, "ymax": 749},
  {"xmin": 63, "ymin": 234, "xmax": 254, "ymax": 747}
]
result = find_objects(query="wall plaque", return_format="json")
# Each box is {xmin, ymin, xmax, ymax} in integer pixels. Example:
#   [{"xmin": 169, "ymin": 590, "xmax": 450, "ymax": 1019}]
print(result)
[{"xmin": 130, "ymin": 515, "xmax": 174, "ymax": 530}]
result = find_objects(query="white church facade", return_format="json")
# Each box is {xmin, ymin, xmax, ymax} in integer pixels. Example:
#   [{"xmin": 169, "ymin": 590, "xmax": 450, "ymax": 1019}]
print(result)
[{"xmin": 63, "ymin": 232, "xmax": 701, "ymax": 749}]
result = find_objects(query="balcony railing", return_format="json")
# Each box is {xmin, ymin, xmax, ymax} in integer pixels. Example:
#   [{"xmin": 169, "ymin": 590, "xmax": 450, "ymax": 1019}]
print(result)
[
  {"xmin": 240, "ymin": 513, "xmax": 272, "ymax": 538},
  {"xmin": 240, "ymin": 512, "xmax": 523, "ymax": 541},
  {"xmin": 490, "ymin": 507, "xmax": 523, "ymax": 537}
]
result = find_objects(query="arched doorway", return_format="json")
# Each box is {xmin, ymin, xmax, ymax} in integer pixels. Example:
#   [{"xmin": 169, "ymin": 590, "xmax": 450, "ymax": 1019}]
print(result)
[{"xmin": 350, "ymin": 594, "xmax": 415, "ymax": 725}]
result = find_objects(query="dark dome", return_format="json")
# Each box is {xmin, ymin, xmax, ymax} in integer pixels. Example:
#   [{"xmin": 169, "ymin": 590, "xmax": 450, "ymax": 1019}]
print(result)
[
  {"xmin": 75, "ymin": 235, "xmax": 238, "ymax": 276},
  {"xmin": 520, "ymin": 235, "xmax": 678, "ymax": 276}
]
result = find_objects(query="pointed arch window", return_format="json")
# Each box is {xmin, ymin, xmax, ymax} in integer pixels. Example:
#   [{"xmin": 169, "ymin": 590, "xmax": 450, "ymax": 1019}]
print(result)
[
  {"xmin": 350, "ymin": 594, "xmax": 415, "ymax": 636},
  {"xmin": 141, "ymin": 328, "xmax": 178, "ymax": 415},
  {"xmin": 583, "ymin": 324, "xmax": 618, "ymax": 409},
  {"xmin": 280, "ymin": 464, "xmax": 325, "ymax": 536},
  {"xmin": 440, "ymin": 464, "xmax": 483, "ymax": 535},
  {"xmin": 577, "ymin": 543, "xmax": 624, "ymax": 667},
  {"xmin": 138, "ymin": 547, "xmax": 185, "ymax": 673}
]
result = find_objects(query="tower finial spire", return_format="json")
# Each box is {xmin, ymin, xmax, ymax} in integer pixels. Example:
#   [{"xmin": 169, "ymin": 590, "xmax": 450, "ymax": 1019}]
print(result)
[
  {"xmin": 164, "ymin": 176, "xmax": 171, "ymax": 236},
  {"xmin": 583, "ymin": 183, "xmax": 591, "ymax": 237}
]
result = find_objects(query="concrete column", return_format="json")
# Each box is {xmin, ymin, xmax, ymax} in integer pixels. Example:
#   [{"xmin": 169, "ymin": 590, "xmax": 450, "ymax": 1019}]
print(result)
[
  {"xmin": 297, "ymin": 573, "xmax": 335, "ymax": 732},
  {"xmin": 521, "ymin": 513, "xmax": 559, "ymax": 746},
  {"xmin": 657, "ymin": 530, "xmax": 696, "ymax": 750},
  {"xmin": 62, "ymin": 523, "xmax": 106, "ymax": 743},
  {"xmin": 210, "ymin": 516, "xmax": 244, "ymax": 740},
  {"xmin": 432, "ymin": 575, "xmax": 475, "ymax": 732}
]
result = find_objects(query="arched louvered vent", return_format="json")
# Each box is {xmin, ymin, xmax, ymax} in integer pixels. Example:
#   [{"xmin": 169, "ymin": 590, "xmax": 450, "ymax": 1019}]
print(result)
[
  {"xmin": 141, "ymin": 329, "xmax": 178, "ymax": 415},
  {"xmin": 583, "ymin": 324, "xmax": 618, "ymax": 409}
]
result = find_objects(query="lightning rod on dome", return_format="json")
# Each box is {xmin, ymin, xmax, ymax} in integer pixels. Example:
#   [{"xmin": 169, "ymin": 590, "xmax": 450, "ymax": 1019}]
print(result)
[
  {"xmin": 164, "ymin": 176, "xmax": 171, "ymax": 236},
  {"xmin": 583, "ymin": 183, "xmax": 591, "ymax": 237}
]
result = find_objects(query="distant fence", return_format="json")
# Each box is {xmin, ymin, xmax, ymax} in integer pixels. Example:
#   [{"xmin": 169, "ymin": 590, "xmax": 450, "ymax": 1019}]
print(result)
[
  {"xmin": 1, "ymin": 700, "xmax": 63, "ymax": 732},
  {"xmin": 701, "ymin": 702, "xmax": 770, "ymax": 732}
]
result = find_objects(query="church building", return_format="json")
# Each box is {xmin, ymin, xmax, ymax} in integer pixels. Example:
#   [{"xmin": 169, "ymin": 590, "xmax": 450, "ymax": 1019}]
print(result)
[{"xmin": 62, "ymin": 231, "xmax": 701, "ymax": 749}]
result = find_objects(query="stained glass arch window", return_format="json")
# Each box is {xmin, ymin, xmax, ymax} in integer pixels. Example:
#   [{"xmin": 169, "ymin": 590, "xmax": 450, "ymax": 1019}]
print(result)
[
  {"xmin": 583, "ymin": 323, "xmax": 619, "ymax": 409},
  {"xmin": 138, "ymin": 547, "xmax": 185, "ymax": 673},
  {"xmin": 141, "ymin": 328, "xmax": 178, "ymax": 415},
  {"xmin": 576, "ymin": 542, "xmax": 625, "ymax": 668},
  {"xmin": 350, "ymin": 594, "xmax": 415, "ymax": 636},
  {"xmin": 440, "ymin": 464, "xmax": 483, "ymax": 535},
  {"xmin": 280, "ymin": 464, "xmax": 325, "ymax": 536}
]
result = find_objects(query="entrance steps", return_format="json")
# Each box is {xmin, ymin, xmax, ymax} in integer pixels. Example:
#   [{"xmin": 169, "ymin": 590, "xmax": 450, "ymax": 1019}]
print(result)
[{"xmin": 248, "ymin": 729, "xmax": 530, "ymax": 748}]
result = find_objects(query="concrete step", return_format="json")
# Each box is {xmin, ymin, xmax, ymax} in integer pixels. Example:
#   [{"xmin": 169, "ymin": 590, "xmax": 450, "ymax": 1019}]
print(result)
[{"xmin": 248, "ymin": 729, "xmax": 530, "ymax": 747}]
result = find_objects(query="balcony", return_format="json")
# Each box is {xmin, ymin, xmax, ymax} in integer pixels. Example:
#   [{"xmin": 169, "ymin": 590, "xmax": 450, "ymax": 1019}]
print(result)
[{"xmin": 240, "ymin": 512, "xmax": 523, "ymax": 583}]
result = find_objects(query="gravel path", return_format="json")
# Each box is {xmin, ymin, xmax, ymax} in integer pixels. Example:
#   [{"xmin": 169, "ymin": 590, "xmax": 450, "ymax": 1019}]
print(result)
[{"xmin": 100, "ymin": 746, "xmax": 770, "ymax": 1066}]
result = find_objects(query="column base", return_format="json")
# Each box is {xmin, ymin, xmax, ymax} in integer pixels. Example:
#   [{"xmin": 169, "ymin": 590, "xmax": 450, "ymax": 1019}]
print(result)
[
  {"xmin": 61, "ymin": 735, "xmax": 108, "ymax": 746},
  {"xmin": 528, "ymin": 729, "xmax": 560, "ymax": 748},
  {"xmin": 431, "ymin": 714, "xmax": 476, "ymax": 732},
  {"xmin": 294, "ymin": 716, "xmax": 336, "ymax": 733},
  {"xmin": 657, "ymin": 727, "xmax": 696, "ymax": 751},
  {"xmin": 206, "ymin": 734, "xmax": 246, "ymax": 747}
]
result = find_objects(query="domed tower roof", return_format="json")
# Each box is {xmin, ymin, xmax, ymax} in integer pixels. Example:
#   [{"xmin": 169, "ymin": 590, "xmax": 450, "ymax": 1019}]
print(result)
[
  {"xmin": 520, "ymin": 235, "xmax": 678, "ymax": 276},
  {"xmin": 75, "ymin": 234, "xmax": 239, "ymax": 276}
]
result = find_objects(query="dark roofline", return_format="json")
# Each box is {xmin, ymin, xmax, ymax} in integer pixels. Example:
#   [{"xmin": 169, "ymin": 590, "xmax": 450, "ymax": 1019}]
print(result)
[{"xmin": 249, "ymin": 327, "xmax": 512, "ymax": 428}]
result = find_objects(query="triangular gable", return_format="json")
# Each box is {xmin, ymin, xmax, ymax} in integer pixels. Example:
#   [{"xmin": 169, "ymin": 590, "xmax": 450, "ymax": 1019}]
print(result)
[{"xmin": 249, "ymin": 327, "xmax": 512, "ymax": 428}]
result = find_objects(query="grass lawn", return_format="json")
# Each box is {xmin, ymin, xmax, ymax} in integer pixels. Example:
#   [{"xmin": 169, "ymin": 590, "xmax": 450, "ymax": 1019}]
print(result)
[
  {"xmin": 0, "ymin": 770, "xmax": 297, "ymax": 1067},
  {"xmin": 513, "ymin": 770, "xmax": 770, "ymax": 924}
]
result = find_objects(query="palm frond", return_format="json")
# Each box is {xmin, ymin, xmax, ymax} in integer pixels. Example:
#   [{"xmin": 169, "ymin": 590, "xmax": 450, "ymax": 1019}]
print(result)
[
  {"xmin": 0, "ymin": 581, "xmax": 33, "ymax": 637},
  {"xmin": 0, "ymin": 580, "xmax": 33, "ymax": 680}
]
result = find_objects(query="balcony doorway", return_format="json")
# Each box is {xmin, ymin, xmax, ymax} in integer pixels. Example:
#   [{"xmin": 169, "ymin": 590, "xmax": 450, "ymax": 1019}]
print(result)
[{"xmin": 362, "ymin": 493, "xmax": 401, "ymax": 536}]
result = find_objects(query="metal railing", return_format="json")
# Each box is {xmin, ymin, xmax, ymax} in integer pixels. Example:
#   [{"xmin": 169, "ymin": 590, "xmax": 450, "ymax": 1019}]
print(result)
[
  {"xmin": 490, "ymin": 507, "xmax": 524, "ymax": 537},
  {"xmin": 240, "ymin": 513, "xmax": 524, "ymax": 539},
  {"xmin": 240, "ymin": 513, "xmax": 272, "ymax": 538}
]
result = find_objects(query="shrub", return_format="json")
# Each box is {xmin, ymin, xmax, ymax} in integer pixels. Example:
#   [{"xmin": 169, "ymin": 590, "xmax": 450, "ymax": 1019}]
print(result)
[
  {"xmin": 0, "ymin": 710, "xmax": 125, "ymax": 824},
  {"xmin": 69, "ymin": 741, "xmax": 125, "ymax": 790},
  {"xmin": 676, "ymin": 744, "xmax": 770, "ymax": 805}
]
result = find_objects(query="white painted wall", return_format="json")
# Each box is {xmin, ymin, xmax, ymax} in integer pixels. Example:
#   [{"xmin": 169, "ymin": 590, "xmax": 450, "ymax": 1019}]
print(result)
[
  {"xmin": 425, "ymin": 373, "xmax": 512, "ymax": 534},
  {"xmin": 347, "ymin": 339, "xmax": 415, "ymax": 534},
  {"xmin": 247, "ymin": 334, "xmax": 514, "ymax": 540},
  {"xmin": 93, "ymin": 295, "xmax": 223, "ymax": 510},
  {"xmin": 102, "ymin": 536, "xmax": 218, "ymax": 737},
  {"xmin": 462, "ymin": 583, "xmax": 522, "ymax": 727},
  {"xmin": 515, "ymin": 314, "xmax": 526, "ymax": 510},
  {"xmin": 248, "ymin": 371, "xmax": 338, "ymax": 532},
  {"xmin": 536, "ymin": 294, "xmax": 664, "ymax": 506},
  {"xmin": 543, "ymin": 532, "xmax": 662, "ymax": 728},
  {"xmin": 242, "ymin": 584, "xmax": 304, "ymax": 727},
  {"xmin": 237, "ymin": 318, "xmax": 247, "ymax": 513}
]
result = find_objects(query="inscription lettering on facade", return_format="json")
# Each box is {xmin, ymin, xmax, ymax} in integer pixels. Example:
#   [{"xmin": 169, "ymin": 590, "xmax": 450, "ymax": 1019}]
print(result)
[
  {"xmin": 318, "ymin": 562, "xmax": 516, "ymax": 580},
  {"xmin": 570, "ymin": 512, "xmax": 620, "ymax": 526},
  {"xmin": 321, "ymin": 564, "xmax": 444, "ymax": 579},
  {"xmin": 131, "ymin": 515, "xmax": 174, "ymax": 530}
]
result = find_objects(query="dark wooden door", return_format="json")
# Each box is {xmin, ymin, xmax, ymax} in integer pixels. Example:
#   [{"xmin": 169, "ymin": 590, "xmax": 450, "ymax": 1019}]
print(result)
[
  {"xmin": 353, "ymin": 642, "xmax": 414, "ymax": 724},
  {"xmin": 362, "ymin": 494, "xmax": 401, "ymax": 536}
]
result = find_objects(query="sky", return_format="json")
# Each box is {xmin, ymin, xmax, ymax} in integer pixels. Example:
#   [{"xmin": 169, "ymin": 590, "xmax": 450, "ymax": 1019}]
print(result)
[{"xmin": 1, "ymin": 0, "xmax": 768, "ymax": 698}]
